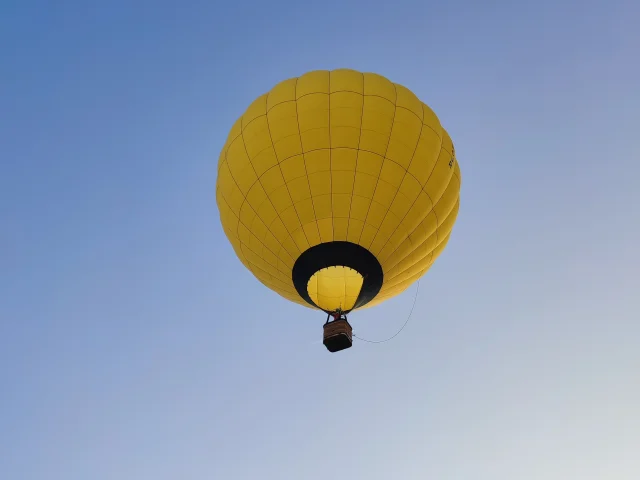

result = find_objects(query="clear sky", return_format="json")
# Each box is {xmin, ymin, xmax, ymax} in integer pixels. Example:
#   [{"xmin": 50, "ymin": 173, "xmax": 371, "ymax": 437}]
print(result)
[{"xmin": 1, "ymin": 0, "xmax": 639, "ymax": 479}]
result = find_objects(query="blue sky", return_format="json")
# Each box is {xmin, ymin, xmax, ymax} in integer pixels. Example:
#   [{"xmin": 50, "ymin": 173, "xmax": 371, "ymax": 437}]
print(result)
[{"xmin": 1, "ymin": 0, "xmax": 639, "ymax": 479}]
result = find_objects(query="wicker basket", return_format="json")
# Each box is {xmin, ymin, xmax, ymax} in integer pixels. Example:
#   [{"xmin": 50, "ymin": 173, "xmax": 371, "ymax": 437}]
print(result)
[{"xmin": 323, "ymin": 319, "xmax": 353, "ymax": 352}]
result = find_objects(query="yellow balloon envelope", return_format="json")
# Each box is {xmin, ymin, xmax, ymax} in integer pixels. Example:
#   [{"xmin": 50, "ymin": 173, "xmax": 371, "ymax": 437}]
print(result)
[{"xmin": 216, "ymin": 69, "xmax": 461, "ymax": 316}]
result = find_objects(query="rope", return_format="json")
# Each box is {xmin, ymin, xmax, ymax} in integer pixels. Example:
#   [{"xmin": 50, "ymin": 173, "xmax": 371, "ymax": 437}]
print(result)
[{"xmin": 353, "ymin": 280, "xmax": 420, "ymax": 344}]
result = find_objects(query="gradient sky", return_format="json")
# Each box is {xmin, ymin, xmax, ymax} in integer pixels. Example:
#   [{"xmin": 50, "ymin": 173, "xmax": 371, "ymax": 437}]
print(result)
[{"xmin": 1, "ymin": 1, "xmax": 639, "ymax": 479}]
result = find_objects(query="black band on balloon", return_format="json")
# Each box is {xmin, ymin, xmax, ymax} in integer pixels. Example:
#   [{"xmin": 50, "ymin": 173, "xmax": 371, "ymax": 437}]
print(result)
[{"xmin": 292, "ymin": 241, "xmax": 384, "ymax": 313}]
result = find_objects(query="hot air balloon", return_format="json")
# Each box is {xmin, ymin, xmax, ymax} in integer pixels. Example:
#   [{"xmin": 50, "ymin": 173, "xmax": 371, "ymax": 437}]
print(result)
[{"xmin": 216, "ymin": 69, "xmax": 461, "ymax": 352}]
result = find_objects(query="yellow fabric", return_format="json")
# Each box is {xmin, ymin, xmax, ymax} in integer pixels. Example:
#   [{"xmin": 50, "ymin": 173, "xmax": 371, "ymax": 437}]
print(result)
[
  {"xmin": 307, "ymin": 266, "xmax": 364, "ymax": 312},
  {"xmin": 216, "ymin": 68, "xmax": 461, "ymax": 310}
]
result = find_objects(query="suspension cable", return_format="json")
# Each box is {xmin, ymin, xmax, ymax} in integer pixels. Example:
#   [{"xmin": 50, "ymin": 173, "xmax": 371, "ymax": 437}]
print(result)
[{"xmin": 353, "ymin": 280, "xmax": 420, "ymax": 344}]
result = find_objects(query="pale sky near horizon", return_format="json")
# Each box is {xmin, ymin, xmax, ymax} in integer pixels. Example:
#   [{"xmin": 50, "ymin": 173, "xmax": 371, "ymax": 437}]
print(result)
[{"xmin": 1, "ymin": 1, "xmax": 639, "ymax": 479}]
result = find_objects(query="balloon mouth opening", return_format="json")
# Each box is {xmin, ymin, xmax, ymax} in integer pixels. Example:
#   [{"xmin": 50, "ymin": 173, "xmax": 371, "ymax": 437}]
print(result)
[
  {"xmin": 307, "ymin": 266, "xmax": 364, "ymax": 312},
  {"xmin": 292, "ymin": 241, "xmax": 384, "ymax": 312}
]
